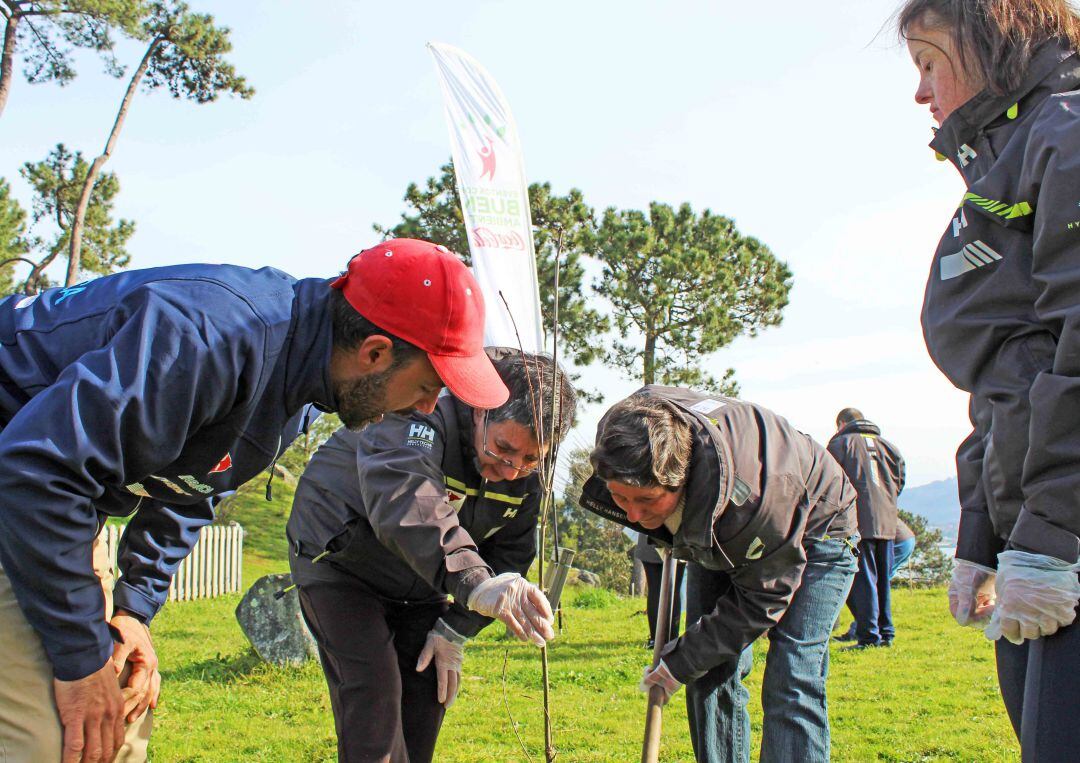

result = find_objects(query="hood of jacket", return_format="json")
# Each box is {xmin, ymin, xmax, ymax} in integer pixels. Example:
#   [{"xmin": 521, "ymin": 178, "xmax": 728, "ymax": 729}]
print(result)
[
  {"xmin": 835, "ymin": 419, "xmax": 881, "ymax": 439},
  {"xmin": 582, "ymin": 385, "xmax": 734, "ymax": 559},
  {"xmin": 931, "ymin": 40, "xmax": 1080, "ymax": 176}
]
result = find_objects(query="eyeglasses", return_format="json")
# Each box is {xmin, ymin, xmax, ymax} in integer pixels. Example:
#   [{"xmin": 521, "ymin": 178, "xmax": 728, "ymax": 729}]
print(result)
[{"xmin": 482, "ymin": 415, "xmax": 540, "ymax": 475}]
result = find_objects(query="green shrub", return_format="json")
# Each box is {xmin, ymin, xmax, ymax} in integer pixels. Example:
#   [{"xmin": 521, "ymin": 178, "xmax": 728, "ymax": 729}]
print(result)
[{"xmin": 569, "ymin": 587, "xmax": 618, "ymax": 609}]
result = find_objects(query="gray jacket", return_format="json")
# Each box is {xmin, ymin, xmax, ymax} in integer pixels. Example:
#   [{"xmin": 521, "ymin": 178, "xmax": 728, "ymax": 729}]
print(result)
[
  {"xmin": 286, "ymin": 395, "xmax": 540, "ymax": 637},
  {"xmin": 579, "ymin": 386, "xmax": 856, "ymax": 682},
  {"xmin": 827, "ymin": 420, "xmax": 905, "ymax": 540},
  {"xmin": 923, "ymin": 40, "xmax": 1080, "ymax": 566}
]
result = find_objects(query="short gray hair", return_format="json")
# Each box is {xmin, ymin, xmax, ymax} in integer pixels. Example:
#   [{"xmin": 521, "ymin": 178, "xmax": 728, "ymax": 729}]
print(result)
[
  {"xmin": 486, "ymin": 348, "xmax": 577, "ymax": 445},
  {"xmin": 590, "ymin": 394, "xmax": 691, "ymax": 489}
]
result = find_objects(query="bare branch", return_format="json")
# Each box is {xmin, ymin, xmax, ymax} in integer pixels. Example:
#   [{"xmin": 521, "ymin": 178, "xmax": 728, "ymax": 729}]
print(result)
[{"xmin": 501, "ymin": 649, "xmax": 535, "ymax": 762}]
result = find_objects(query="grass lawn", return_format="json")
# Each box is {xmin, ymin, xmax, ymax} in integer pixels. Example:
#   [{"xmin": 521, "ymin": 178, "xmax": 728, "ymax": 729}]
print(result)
[{"xmin": 147, "ymin": 485, "xmax": 1019, "ymax": 762}]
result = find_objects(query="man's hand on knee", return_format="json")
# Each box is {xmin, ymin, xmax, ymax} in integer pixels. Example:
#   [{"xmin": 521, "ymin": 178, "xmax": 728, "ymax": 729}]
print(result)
[
  {"xmin": 53, "ymin": 659, "xmax": 125, "ymax": 763},
  {"xmin": 110, "ymin": 611, "xmax": 160, "ymax": 722}
]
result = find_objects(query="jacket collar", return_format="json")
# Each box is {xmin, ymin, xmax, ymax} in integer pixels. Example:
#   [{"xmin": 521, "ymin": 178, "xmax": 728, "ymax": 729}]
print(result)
[
  {"xmin": 583, "ymin": 386, "xmax": 734, "ymax": 556},
  {"xmin": 451, "ymin": 394, "xmax": 479, "ymax": 461},
  {"xmin": 282, "ymin": 278, "xmax": 336, "ymax": 414},
  {"xmin": 931, "ymin": 40, "xmax": 1080, "ymax": 162},
  {"xmin": 676, "ymin": 411, "xmax": 731, "ymax": 555},
  {"xmin": 836, "ymin": 419, "xmax": 881, "ymax": 438}
]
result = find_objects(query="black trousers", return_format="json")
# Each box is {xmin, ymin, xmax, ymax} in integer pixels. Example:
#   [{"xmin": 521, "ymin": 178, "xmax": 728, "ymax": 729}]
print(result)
[
  {"xmin": 643, "ymin": 559, "xmax": 685, "ymax": 643},
  {"xmin": 996, "ymin": 600, "xmax": 1080, "ymax": 763},
  {"xmin": 291, "ymin": 552, "xmax": 448, "ymax": 763}
]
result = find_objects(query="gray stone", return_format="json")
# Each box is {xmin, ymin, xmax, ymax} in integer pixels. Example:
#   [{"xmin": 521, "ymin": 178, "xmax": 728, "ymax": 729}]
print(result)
[
  {"xmin": 235, "ymin": 573, "xmax": 319, "ymax": 667},
  {"xmin": 576, "ymin": 569, "xmax": 601, "ymax": 587}
]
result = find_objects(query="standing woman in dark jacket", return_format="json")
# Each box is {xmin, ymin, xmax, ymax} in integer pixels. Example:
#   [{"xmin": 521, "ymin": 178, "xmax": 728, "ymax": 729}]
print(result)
[{"xmin": 898, "ymin": 1, "xmax": 1080, "ymax": 757}]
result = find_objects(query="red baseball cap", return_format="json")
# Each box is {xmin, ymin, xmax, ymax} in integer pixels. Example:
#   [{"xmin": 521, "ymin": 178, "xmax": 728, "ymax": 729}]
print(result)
[{"xmin": 331, "ymin": 238, "xmax": 509, "ymax": 409}]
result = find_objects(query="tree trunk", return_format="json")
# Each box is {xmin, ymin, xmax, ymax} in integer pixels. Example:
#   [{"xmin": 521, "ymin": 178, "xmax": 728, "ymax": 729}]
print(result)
[
  {"xmin": 66, "ymin": 37, "xmax": 160, "ymax": 286},
  {"xmin": 0, "ymin": 11, "xmax": 18, "ymax": 120},
  {"xmin": 632, "ymin": 557, "xmax": 646, "ymax": 597},
  {"xmin": 643, "ymin": 332, "xmax": 656, "ymax": 385}
]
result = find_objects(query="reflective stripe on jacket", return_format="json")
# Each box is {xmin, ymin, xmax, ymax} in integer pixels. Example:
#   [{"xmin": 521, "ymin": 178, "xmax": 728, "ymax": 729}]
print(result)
[
  {"xmin": 287, "ymin": 394, "xmax": 540, "ymax": 637},
  {"xmin": 827, "ymin": 420, "xmax": 905, "ymax": 540},
  {"xmin": 923, "ymin": 40, "xmax": 1080, "ymax": 566}
]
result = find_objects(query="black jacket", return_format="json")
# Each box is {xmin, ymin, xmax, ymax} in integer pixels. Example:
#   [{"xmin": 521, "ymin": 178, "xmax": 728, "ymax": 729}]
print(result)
[
  {"xmin": 923, "ymin": 40, "xmax": 1080, "ymax": 566},
  {"xmin": 579, "ymin": 386, "xmax": 856, "ymax": 682},
  {"xmin": 287, "ymin": 395, "xmax": 540, "ymax": 637},
  {"xmin": 827, "ymin": 420, "xmax": 905, "ymax": 540}
]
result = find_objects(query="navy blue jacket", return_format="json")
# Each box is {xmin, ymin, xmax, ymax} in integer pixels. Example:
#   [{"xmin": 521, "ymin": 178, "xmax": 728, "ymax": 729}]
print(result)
[{"xmin": 0, "ymin": 264, "xmax": 335, "ymax": 680}]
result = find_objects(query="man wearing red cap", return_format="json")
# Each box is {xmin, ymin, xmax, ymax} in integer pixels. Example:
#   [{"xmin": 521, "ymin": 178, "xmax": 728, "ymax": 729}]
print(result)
[{"xmin": 0, "ymin": 239, "xmax": 511, "ymax": 763}]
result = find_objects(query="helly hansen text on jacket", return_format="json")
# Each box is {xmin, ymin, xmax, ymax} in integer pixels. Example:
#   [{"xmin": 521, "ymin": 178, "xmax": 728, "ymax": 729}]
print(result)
[
  {"xmin": 0, "ymin": 264, "xmax": 335, "ymax": 680},
  {"xmin": 579, "ymin": 386, "xmax": 857, "ymax": 682}
]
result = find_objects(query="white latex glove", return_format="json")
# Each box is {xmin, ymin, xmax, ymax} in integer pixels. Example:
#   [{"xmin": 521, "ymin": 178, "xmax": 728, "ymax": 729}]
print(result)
[
  {"xmin": 638, "ymin": 659, "xmax": 682, "ymax": 705},
  {"xmin": 466, "ymin": 572, "xmax": 555, "ymax": 647},
  {"xmin": 949, "ymin": 559, "xmax": 997, "ymax": 627},
  {"xmin": 985, "ymin": 550, "xmax": 1080, "ymax": 644},
  {"xmin": 415, "ymin": 619, "xmax": 466, "ymax": 708}
]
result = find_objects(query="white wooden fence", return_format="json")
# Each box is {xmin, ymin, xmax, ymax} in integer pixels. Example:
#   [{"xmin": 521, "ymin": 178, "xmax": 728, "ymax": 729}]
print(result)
[{"xmin": 102, "ymin": 522, "xmax": 244, "ymax": 602}]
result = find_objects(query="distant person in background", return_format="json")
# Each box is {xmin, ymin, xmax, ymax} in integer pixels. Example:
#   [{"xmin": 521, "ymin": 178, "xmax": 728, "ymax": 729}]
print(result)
[
  {"xmin": 897, "ymin": 0, "xmax": 1080, "ymax": 757},
  {"xmin": 635, "ymin": 532, "xmax": 686, "ymax": 648},
  {"xmin": 827, "ymin": 408, "xmax": 906, "ymax": 648},
  {"xmin": 835, "ymin": 517, "xmax": 916, "ymax": 642},
  {"xmin": 892, "ymin": 517, "xmax": 917, "ymax": 576}
]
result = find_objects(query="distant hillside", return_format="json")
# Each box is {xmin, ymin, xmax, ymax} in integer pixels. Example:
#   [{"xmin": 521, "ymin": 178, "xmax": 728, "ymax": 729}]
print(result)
[{"xmin": 899, "ymin": 477, "xmax": 960, "ymax": 530}]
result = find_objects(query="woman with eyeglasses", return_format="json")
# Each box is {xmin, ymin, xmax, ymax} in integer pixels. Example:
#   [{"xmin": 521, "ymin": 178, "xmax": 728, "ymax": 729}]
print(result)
[{"xmin": 286, "ymin": 348, "xmax": 576, "ymax": 763}]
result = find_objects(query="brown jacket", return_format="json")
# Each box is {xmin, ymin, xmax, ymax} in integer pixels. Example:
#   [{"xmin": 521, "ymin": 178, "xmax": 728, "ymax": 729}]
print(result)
[
  {"xmin": 827, "ymin": 420, "xmax": 905, "ymax": 540},
  {"xmin": 580, "ymin": 386, "xmax": 857, "ymax": 682}
]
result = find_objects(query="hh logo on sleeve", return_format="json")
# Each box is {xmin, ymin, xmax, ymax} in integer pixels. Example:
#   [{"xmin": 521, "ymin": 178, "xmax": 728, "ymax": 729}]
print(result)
[{"xmin": 406, "ymin": 423, "xmax": 436, "ymax": 450}]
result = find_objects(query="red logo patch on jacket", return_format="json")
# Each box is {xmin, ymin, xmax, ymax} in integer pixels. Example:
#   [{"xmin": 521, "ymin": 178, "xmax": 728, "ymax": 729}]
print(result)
[{"xmin": 209, "ymin": 453, "xmax": 232, "ymax": 474}]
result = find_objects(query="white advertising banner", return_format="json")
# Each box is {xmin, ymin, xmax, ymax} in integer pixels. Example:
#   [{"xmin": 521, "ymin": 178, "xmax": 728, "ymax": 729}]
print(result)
[{"xmin": 428, "ymin": 41, "xmax": 543, "ymax": 352}]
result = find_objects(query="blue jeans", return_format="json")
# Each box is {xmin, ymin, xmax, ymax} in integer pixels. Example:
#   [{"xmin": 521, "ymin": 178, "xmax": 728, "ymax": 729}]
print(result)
[
  {"xmin": 850, "ymin": 538, "xmax": 894, "ymax": 645},
  {"xmin": 685, "ymin": 537, "xmax": 857, "ymax": 763},
  {"xmin": 890, "ymin": 536, "xmax": 916, "ymax": 580}
]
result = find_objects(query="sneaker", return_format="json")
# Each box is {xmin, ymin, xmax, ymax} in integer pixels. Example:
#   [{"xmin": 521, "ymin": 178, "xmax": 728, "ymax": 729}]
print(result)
[
  {"xmin": 645, "ymin": 639, "xmax": 655, "ymax": 650},
  {"xmin": 832, "ymin": 626, "xmax": 857, "ymax": 643},
  {"xmin": 843, "ymin": 641, "xmax": 887, "ymax": 652}
]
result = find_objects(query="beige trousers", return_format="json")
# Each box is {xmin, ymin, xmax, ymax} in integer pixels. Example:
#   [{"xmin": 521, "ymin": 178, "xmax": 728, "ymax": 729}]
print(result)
[{"xmin": 0, "ymin": 533, "xmax": 152, "ymax": 762}]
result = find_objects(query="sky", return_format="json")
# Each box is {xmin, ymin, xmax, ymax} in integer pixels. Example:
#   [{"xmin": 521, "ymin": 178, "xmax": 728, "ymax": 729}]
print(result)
[{"xmin": 0, "ymin": 0, "xmax": 974, "ymax": 489}]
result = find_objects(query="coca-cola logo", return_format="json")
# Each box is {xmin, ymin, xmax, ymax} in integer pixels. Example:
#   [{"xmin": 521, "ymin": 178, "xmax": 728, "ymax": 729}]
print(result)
[{"xmin": 471, "ymin": 227, "xmax": 526, "ymax": 250}]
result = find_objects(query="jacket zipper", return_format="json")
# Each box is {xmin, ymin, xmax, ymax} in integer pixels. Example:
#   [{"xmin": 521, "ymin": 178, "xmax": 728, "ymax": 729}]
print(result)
[{"xmin": 265, "ymin": 435, "xmax": 283, "ymax": 501}]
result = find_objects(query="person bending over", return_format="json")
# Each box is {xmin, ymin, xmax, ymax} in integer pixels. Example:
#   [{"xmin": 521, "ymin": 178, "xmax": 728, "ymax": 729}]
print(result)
[
  {"xmin": 0, "ymin": 238, "xmax": 506, "ymax": 763},
  {"xmin": 287, "ymin": 349, "xmax": 575, "ymax": 763},
  {"xmin": 580, "ymin": 386, "xmax": 857, "ymax": 763}
]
